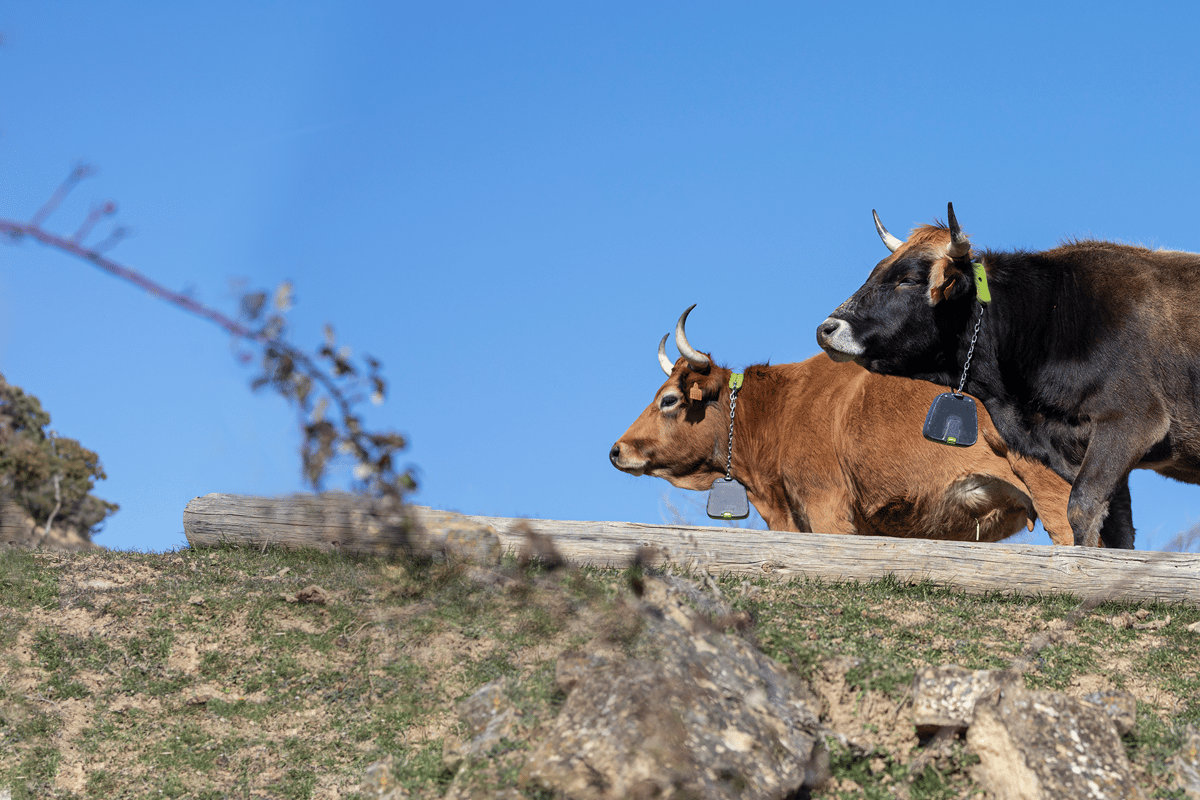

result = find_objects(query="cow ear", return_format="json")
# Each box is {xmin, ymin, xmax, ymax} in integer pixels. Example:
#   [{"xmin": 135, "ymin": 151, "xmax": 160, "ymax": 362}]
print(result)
[
  {"xmin": 685, "ymin": 373, "xmax": 721, "ymax": 402},
  {"xmin": 928, "ymin": 258, "xmax": 970, "ymax": 305}
]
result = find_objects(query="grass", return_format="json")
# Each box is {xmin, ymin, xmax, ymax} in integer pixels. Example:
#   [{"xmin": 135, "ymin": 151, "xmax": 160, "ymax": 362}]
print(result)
[{"xmin": 0, "ymin": 543, "xmax": 1196, "ymax": 798}]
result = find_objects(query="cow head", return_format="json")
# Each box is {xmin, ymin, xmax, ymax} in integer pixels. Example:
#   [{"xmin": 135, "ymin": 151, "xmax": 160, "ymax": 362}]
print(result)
[
  {"xmin": 610, "ymin": 305, "xmax": 731, "ymax": 491},
  {"xmin": 815, "ymin": 203, "xmax": 978, "ymax": 378}
]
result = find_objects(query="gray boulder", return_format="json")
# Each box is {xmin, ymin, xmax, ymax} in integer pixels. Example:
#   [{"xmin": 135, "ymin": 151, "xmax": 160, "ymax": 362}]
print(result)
[
  {"xmin": 519, "ymin": 576, "xmax": 828, "ymax": 799},
  {"xmin": 968, "ymin": 684, "xmax": 1146, "ymax": 800}
]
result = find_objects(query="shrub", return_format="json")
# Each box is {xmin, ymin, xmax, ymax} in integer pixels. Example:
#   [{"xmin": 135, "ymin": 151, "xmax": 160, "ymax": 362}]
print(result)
[{"xmin": 0, "ymin": 374, "xmax": 118, "ymax": 536}]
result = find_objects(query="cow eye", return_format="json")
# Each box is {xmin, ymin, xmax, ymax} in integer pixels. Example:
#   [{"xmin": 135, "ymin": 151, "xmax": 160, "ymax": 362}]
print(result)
[
  {"xmin": 897, "ymin": 276, "xmax": 921, "ymax": 287},
  {"xmin": 660, "ymin": 394, "xmax": 680, "ymax": 409}
]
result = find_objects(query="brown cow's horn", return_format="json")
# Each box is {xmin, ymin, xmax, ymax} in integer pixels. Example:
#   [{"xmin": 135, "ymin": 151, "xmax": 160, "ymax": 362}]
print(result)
[
  {"xmin": 657, "ymin": 334, "xmax": 673, "ymax": 376},
  {"xmin": 873, "ymin": 209, "xmax": 904, "ymax": 253},
  {"xmin": 947, "ymin": 202, "xmax": 971, "ymax": 259},
  {"xmin": 675, "ymin": 304, "xmax": 711, "ymax": 371}
]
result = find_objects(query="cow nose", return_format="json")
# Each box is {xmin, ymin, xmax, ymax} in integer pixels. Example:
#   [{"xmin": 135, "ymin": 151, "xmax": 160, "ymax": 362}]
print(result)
[
  {"xmin": 609, "ymin": 444, "xmax": 621, "ymax": 464},
  {"xmin": 817, "ymin": 318, "xmax": 841, "ymax": 341}
]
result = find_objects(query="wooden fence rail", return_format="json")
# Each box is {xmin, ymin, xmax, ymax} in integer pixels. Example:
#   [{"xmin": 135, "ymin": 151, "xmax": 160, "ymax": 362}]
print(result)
[{"xmin": 182, "ymin": 493, "xmax": 1200, "ymax": 606}]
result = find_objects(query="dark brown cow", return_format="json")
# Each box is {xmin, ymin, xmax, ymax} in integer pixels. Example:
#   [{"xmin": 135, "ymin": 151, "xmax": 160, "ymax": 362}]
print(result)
[
  {"xmin": 612, "ymin": 306, "xmax": 1080, "ymax": 543},
  {"xmin": 816, "ymin": 205, "xmax": 1159, "ymax": 548}
]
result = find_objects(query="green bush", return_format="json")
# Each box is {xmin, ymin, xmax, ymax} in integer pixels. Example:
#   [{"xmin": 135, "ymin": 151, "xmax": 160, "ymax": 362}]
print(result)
[{"xmin": 0, "ymin": 373, "xmax": 118, "ymax": 537}]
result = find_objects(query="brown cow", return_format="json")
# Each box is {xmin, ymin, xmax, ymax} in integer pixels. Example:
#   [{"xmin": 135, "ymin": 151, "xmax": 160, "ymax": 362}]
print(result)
[{"xmin": 612, "ymin": 306, "xmax": 1081, "ymax": 544}]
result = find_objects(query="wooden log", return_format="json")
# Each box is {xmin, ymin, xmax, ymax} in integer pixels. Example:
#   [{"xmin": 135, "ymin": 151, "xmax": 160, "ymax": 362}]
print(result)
[
  {"xmin": 182, "ymin": 493, "xmax": 1200, "ymax": 606},
  {"xmin": 182, "ymin": 492, "xmax": 436, "ymax": 555}
]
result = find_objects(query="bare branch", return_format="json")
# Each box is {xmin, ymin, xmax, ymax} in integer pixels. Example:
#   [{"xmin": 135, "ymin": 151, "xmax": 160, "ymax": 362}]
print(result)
[
  {"xmin": 1165, "ymin": 522, "xmax": 1200, "ymax": 553},
  {"xmin": 28, "ymin": 164, "xmax": 95, "ymax": 230},
  {"xmin": 3, "ymin": 167, "xmax": 416, "ymax": 503},
  {"xmin": 35, "ymin": 431, "xmax": 64, "ymax": 547},
  {"xmin": 2, "ymin": 212, "xmax": 266, "ymax": 341},
  {"xmin": 90, "ymin": 225, "xmax": 131, "ymax": 255},
  {"xmin": 71, "ymin": 200, "xmax": 118, "ymax": 244}
]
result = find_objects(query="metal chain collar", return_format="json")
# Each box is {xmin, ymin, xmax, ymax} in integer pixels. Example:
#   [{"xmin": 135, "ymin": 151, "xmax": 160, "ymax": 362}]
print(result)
[
  {"xmin": 954, "ymin": 260, "xmax": 992, "ymax": 396},
  {"xmin": 954, "ymin": 303, "xmax": 985, "ymax": 396},
  {"xmin": 725, "ymin": 373, "xmax": 743, "ymax": 481}
]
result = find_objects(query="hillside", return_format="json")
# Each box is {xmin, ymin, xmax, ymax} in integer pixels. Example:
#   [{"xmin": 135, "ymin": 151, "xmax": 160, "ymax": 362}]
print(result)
[{"xmin": 1, "ymin": 541, "xmax": 1198, "ymax": 798}]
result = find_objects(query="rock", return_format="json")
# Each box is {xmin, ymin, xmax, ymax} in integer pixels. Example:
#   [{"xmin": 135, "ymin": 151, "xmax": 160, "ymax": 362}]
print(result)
[
  {"xmin": 281, "ymin": 585, "xmax": 332, "ymax": 604},
  {"xmin": 82, "ymin": 578, "xmax": 120, "ymax": 590},
  {"xmin": 968, "ymin": 684, "xmax": 1146, "ymax": 800},
  {"xmin": 1109, "ymin": 611, "xmax": 1135, "ymax": 629},
  {"xmin": 519, "ymin": 575, "xmax": 827, "ymax": 799},
  {"xmin": 295, "ymin": 585, "xmax": 330, "ymax": 605},
  {"xmin": 912, "ymin": 666, "xmax": 1139, "ymax": 742},
  {"xmin": 1133, "ymin": 615, "xmax": 1171, "ymax": 631},
  {"xmin": 1175, "ymin": 725, "xmax": 1200, "ymax": 799},
  {"xmin": 361, "ymin": 754, "xmax": 408, "ymax": 799},
  {"xmin": 1082, "ymin": 690, "xmax": 1137, "ymax": 736},
  {"xmin": 912, "ymin": 665, "xmax": 1020, "ymax": 735},
  {"xmin": 462, "ymin": 565, "xmax": 521, "ymax": 589},
  {"xmin": 183, "ymin": 685, "xmax": 227, "ymax": 706},
  {"xmin": 443, "ymin": 678, "xmax": 520, "ymax": 772}
]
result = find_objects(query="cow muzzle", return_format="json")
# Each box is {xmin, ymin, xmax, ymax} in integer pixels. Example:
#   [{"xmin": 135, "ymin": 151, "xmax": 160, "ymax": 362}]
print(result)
[
  {"xmin": 609, "ymin": 442, "xmax": 647, "ymax": 476},
  {"xmin": 816, "ymin": 317, "xmax": 864, "ymax": 362}
]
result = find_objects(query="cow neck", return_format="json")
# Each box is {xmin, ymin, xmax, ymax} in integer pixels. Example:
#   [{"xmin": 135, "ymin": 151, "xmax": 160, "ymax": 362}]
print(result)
[
  {"xmin": 980, "ymin": 249, "xmax": 1099, "ymax": 372},
  {"xmin": 722, "ymin": 372, "xmax": 745, "ymax": 481},
  {"xmin": 924, "ymin": 263, "xmax": 990, "ymax": 448},
  {"xmin": 952, "ymin": 262, "xmax": 991, "ymax": 396},
  {"xmin": 952, "ymin": 302, "xmax": 985, "ymax": 396}
]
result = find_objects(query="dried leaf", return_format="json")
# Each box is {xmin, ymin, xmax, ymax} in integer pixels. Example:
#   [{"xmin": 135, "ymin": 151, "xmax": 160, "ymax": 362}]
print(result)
[
  {"xmin": 305, "ymin": 401, "xmax": 327, "ymax": 429},
  {"xmin": 240, "ymin": 291, "xmax": 267, "ymax": 320},
  {"xmin": 273, "ymin": 280, "xmax": 293, "ymax": 312}
]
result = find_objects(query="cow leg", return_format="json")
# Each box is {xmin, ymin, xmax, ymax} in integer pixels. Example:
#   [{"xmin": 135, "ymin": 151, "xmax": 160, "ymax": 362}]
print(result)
[
  {"xmin": 994, "ymin": 446, "xmax": 1074, "ymax": 545},
  {"xmin": 753, "ymin": 499, "xmax": 802, "ymax": 533},
  {"xmin": 1070, "ymin": 428, "xmax": 1149, "ymax": 548},
  {"xmin": 800, "ymin": 497, "xmax": 859, "ymax": 537},
  {"xmin": 1097, "ymin": 474, "xmax": 1135, "ymax": 549},
  {"xmin": 781, "ymin": 475, "xmax": 858, "ymax": 535}
]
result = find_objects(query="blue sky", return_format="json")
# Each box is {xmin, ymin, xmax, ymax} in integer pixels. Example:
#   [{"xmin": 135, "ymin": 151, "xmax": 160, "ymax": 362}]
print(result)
[{"xmin": 3, "ymin": 2, "xmax": 1200, "ymax": 553}]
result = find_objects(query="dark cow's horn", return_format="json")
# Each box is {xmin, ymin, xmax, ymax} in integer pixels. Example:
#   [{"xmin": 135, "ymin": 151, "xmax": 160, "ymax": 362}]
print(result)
[
  {"xmin": 675, "ymin": 304, "xmax": 711, "ymax": 371},
  {"xmin": 657, "ymin": 334, "xmax": 673, "ymax": 376},
  {"xmin": 947, "ymin": 202, "xmax": 970, "ymax": 259},
  {"xmin": 873, "ymin": 209, "xmax": 904, "ymax": 253}
]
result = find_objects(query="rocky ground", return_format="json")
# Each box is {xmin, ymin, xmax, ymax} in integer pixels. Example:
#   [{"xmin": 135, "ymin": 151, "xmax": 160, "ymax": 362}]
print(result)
[{"xmin": 1, "ymin": 518, "xmax": 1198, "ymax": 798}]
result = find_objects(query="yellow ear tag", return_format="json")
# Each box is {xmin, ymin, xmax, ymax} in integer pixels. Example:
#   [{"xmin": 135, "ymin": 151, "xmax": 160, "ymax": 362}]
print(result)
[
  {"xmin": 972, "ymin": 262, "xmax": 992, "ymax": 304},
  {"xmin": 689, "ymin": 384, "xmax": 704, "ymax": 401}
]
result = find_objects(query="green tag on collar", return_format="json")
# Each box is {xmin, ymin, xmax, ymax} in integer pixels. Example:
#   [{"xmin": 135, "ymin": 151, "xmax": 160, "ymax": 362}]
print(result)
[
  {"xmin": 972, "ymin": 262, "xmax": 992, "ymax": 304},
  {"xmin": 728, "ymin": 373, "xmax": 744, "ymax": 390}
]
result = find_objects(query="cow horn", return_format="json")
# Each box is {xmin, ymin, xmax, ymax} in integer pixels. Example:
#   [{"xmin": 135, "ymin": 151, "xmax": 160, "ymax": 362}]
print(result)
[
  {"xmin": 657, "ymin": 334, "xmax": 673, "ymax": 376},
  {"xmin": 947, "ymin": 202, "xmax": 971, "ymax": 259},
  {"xmin": 675, "ymin": 304, "xmax": 711, "ymax": 371},
  {"xmin": 873, "ymin": 209, "xmax": 904, "ymax": 253}
]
